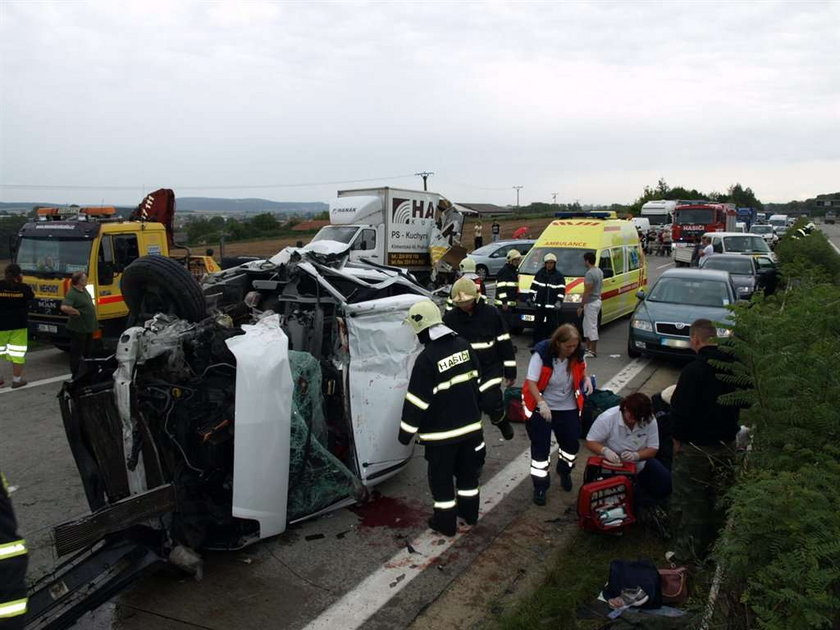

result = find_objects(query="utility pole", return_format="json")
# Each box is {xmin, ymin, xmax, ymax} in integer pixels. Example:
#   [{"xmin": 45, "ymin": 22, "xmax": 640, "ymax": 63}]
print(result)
[
  {"xmin": 415, "ymin": 171, "xmax": 434, "ymax": 191},
  {"xmin": 513, "ymin": 185, "xmax": 523, "ymax": 207},
  {"xmin": 551, "ymin": 192, "xmax": 558, "ymax": 205}
]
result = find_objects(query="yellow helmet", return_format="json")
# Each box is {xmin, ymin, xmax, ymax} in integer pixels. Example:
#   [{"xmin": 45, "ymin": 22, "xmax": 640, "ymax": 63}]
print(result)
[
  {"xmin": 451, "ymin": 277, "xmax": 479, "ymax": 304},
  {"xmin": 459, "ymin": 257, "xmax": 477, "ymax": 273},
  {"xmin": 405, "ymin": 299, "xmax": 443, "ymax": 334},
  {"xmin": 506, "ymin": 249, "xmax": 522, "ymax": 262},
  {"xmin": 543, "ymin": 253, "xmax": 557, "ymax": 263}
]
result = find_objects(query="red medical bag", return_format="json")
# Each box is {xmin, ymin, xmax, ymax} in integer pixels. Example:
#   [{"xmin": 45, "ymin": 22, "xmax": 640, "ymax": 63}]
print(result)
[{"xmin": 577, "ymin": 457, "xmax": 637, "ymax": 533}]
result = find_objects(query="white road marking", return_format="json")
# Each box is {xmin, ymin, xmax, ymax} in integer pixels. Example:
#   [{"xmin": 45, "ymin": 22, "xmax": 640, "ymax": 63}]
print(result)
[
  {"xmin": 304, "ymin": 358, "xmax": 651, "ymax": 630},
  {"xmin": 828, "ymin": 239, "xmax": 840, "ymax": 256},
  {"xmin": 0, "ymin": 373, "xmax": 71, "ymax": 395},
  {"xmin": 656, "ymin": 261, "xmax": 674, "ymax": 270}
]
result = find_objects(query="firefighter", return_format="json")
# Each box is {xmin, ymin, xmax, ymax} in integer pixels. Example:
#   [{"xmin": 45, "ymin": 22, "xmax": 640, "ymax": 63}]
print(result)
[
  {"xmin": 444, "ymin": 277, "xmax": 516, "ymax": 461},
  {"xmin": 399, "ymin": 299, "xmax": 484, "ymax": 536},
  {"xmin": 1, "ymin": 472, "xmax": 28, "ymax": 628},
  {"xmin": 529, "ymin": 253, "xmax": 566, "ymax": 346},
  {"xmin": 495, "ymin": 249, "xmax": 521, "ymax": 311},
  {"xmin": 445, "ymin": 257, "xmax": 485, "ymax": 311}
]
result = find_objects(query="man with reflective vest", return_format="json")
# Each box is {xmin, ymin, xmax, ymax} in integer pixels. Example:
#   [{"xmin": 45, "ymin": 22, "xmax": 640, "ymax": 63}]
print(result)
[
  {"xmin": 529, "ymin": 252, "xmax": 566, "ymax": 346},
  {"xmin": 445, "ymin": 257, "xmax": 486, "ymax": 312},
  {"xmin": 399, "ymin": 299, "xmax": 484, "ymax": 537},
  {"xmin": 1, "ymin": 472, "xmax": 28, "ymax": 628},
  {"xmin": 444, "ymin": 278, "xmax": 516, "ymax": 460},
  {"xmin": 495, "ymin": 249, "xmax": 521, "ymax": 311}
]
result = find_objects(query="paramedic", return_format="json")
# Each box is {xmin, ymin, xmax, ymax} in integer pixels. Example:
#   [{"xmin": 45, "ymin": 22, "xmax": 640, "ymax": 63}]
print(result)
[
  {"xmin": 577, "ymin": 252, "xmax": 603, "ymax": 359},
  {"xmin": 444, "ymin": 277, "xmax": 516, "ymax": 454},
  {"xmin": 523, "ymin": 324, "xmax": 592, "ymax": 504},
  {"xmin": 669, "ymin": 318, "xmax": 740, "ymax": 562},
  {"xmin": 529, "ymin": 253, "xmax": 566, "ymax": 346},
  {"xmin": 494, "ymin": 249, "xmax": 521, "ymax": 311},
  {"xmin": 0, "ymin": 264, "xmax": 33, "ymax": 389},
  {"xmin": 1, "ymin": 472, "xmax": 28, "ymax": 628},
  {"xmin": 399, "ymin": 299, "xmax": 484, "ymax": 537},
  {"xmin": 585, "ymin": 392, "xmax": 672, "ymax": 501}
]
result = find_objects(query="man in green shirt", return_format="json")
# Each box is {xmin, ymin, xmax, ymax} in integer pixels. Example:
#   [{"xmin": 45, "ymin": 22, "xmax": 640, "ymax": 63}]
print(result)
[{"xmin": 61, "ymin": 271, "xmax": 97, "ymax": 376}]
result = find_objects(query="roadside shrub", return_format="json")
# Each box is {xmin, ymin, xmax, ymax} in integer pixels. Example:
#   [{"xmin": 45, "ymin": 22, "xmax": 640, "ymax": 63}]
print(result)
[{"xmin": 713, "ymin": 229, "xmax": 840, "ymax": 629}]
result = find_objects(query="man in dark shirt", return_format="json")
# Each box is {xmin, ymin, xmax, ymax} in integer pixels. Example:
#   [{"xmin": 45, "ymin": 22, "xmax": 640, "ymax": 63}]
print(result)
[
  {"xmin": 0, "ymin": 264, "xmax": 34, "ymax": 389},
  {"xmin": 669, "ymin": 318, "xmax": 740, "ymax": 562}
]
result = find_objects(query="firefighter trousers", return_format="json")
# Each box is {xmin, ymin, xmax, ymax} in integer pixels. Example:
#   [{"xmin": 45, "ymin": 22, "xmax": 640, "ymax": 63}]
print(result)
[
  {"xmin": 526, "ymin": 409, "xmax": 580, "ymax": 490},
  {"xmin": 424, "ymin": 435, "xmax": 483, "ymax": 536},
  {"xmin": 475, "ymin": 385, "xmax": 506, "ymax": 472},
  {"xmin": 532, "ymin": 307, "xmax": 559, "ymax": 346}
]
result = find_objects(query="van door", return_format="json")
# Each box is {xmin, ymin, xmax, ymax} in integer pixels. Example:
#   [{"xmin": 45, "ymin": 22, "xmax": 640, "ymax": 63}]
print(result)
[{"xmin": 597, "ymin": 248, "xmax": 619, "ymax": 322}]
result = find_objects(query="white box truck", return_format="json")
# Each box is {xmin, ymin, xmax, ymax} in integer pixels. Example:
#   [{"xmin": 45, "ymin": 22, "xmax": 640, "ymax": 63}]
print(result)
[
  {"xmin": 310, "ymin": 187, "xmax": 464, "ymax": 277},
  {"xmin": 640, "ymin": 200, "xmax": 676, "ymax": 226}
]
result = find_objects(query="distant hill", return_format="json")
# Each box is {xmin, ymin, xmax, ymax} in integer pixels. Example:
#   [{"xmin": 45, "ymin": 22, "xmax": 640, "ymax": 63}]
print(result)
[
  {"xmin": 176, "ymin": 197, "xmax": 328, "ymax": 214},
  {"xmin": 0, "ymin": 197, "xmax": 328, "ymax": 216}
]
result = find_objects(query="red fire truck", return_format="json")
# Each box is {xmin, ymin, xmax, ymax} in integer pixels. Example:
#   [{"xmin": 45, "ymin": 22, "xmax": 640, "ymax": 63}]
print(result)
[{"xmin": 671, "ymin": 201, "xmax": 737, "ymax": 266}]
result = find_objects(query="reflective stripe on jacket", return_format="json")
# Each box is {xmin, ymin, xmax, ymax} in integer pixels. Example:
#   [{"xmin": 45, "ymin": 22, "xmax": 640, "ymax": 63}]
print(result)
[
  {"xmin": 529, "ymin": 267, "xmax": 566, "ymax": 307},
  {"xmin": 521, "ymin": 339, "xmax": 586, "ymax": 417},
  {"xmin": 443, "ymin": 301, "xmax": 516, "ymax": 382}
]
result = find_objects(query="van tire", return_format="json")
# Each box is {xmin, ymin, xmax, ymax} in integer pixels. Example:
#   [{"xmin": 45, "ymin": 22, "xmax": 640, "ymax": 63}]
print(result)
[{"xmin": 121, "ymin": 256, "xmax": 207, "ymax": 326}]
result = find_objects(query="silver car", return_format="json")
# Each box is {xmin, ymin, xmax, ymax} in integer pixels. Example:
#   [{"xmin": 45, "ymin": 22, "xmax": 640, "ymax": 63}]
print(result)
[{"xmin": 467, "ymin": 239, "xmax": 535, "ymax": 279}]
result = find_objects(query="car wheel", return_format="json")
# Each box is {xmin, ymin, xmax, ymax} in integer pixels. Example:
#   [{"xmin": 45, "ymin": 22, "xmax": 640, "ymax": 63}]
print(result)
[
  {"xmin": 476, "ymin": 265, "xmax": 489, "ymax": 280},
  {"xmin": 627, "ymin": 336, "xmax": 642, "ymax": 358},
  {"xmin": 121, "ymin": 256, "xmax": 207, "ymax": 326}
]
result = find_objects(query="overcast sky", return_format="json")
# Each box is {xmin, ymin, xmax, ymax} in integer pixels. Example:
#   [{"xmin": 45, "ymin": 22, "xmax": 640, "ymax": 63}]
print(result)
[{"xmin": 1, "ymin": 1, "xmax": 838, "ymax": 207}]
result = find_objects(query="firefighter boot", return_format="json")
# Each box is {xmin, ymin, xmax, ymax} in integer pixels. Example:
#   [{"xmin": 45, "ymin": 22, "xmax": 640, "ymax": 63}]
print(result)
[{"xmin": 428, "ymin": 509, "xmax": 457, "ymax": 537}]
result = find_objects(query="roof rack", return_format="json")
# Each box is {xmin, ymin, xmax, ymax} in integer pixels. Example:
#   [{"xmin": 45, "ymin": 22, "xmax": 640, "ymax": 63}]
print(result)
[{"xmin": 36, "ymin": 206, "xmax": 118, "ymax": 222}]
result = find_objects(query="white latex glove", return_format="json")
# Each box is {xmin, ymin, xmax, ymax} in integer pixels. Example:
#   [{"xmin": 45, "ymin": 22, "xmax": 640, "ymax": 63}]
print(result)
[
  {"xmin": 537, "ymin": 401, "xmax": 552, "ymax": 421},
  {"xmin": 601, "ymin": 447, "xmax": 621, "ymax": 464},
  {"xmin": 582, "ymin": 377, "xmax": 594, "ymax": 396},
  {"xmin": 621, "ymin": 450, "xmax": 640, "ymax": 462}
]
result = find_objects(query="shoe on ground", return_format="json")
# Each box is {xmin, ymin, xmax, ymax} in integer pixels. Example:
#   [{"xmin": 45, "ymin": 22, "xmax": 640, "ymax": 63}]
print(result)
[
  {"xmin": 496, "ymin": 419, "xmax": 514, "ymax": 440},
  {"xmin": 559, "ymin": 468, "xmax": 573, "ymax": 492},
  {"xmin": 608, "ymin": 586, "xmax": 649, "ymax": 609},
  {"xmin": 533, "ymin": 488, "xmax": 547, "ymax": 506},
  {"xmin": 11, "ymin": 380, "xmax": 27, "ymax": 389},
  {"xmin": 584, "ymin": 350, "xmax": 597, "ymax": 358},
  {"xmin": 427, "ymin": 517, "xmax": 456, "ymax": 537}
]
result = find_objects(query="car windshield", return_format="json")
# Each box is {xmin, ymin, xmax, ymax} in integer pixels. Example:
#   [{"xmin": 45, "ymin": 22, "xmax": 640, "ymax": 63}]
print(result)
[
  {"xmin": 15, "ymin": 237, "xmax": 92, "ymax": 276},
  {"xmin": 311, "ymin": 226, "xmax": 359, "ymax": 244},
  {"xmin": 722, "ymin": 235, "xmax": 770, "ymax": 253},
  {"xmin": 648, "ymin": 277, "xmax": 732, "ymax": 307},
  {"xmin": 675, "ymin": 209, "xmax": 714, "ymax": 224},
  {"xmin": 471, "ymin": 244, "xmax": 498, "ymax": 256},
  {"xmin": 703, "ymin": 257, "xmax": 754, "ymax": 274},
  {"xmin": 519, "ymin": 247, "xmax": 595, "ymax": 277},
  {"xmin": 751, "ymin": 225, "xmax": 773, "ymax": 234}
]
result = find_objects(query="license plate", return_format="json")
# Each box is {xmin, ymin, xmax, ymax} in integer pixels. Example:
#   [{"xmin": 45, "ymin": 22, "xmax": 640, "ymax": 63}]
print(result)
[
  {"xmin": 521, "ymin": 314, "xmax": 535, "ymax": 322},
  {"xmin": 661, "ymin": 338, "xmax": 689, "ymax": 348},
  {"xmin": 37, "ymin": 324, "xmax": 58, "ymax": 333}
]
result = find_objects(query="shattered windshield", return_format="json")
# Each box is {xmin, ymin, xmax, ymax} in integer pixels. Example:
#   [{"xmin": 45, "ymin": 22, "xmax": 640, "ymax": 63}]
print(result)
[{"xmin": 16, "ymin": 237, "xmax": 92, "ymax": 275}]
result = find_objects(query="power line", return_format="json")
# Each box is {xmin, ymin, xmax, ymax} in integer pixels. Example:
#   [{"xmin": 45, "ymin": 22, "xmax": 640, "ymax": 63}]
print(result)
[
  {"xmin": 0, "ymin": 173, "xmax": 418, "ymax": 192},
  {"xmin": 414, "ymin": 171, "xmax": 434, "ymax": 191}
]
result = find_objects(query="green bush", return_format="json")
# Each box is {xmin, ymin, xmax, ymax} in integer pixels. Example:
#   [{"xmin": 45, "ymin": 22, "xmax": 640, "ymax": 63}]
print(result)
[{"xmin": 714, "ymin": 229, "xmax": 840, "ymax": 629}]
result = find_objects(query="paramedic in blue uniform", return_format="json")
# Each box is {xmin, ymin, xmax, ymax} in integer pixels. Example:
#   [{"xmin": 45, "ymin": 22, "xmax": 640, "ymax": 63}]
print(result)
[
  {"xmin": 584, "ymin": 392, "xmax": 672, "ymax": 502},
  {"xmin": 399, "ymin": 299, "xmax": 484, "ymax": 537}
]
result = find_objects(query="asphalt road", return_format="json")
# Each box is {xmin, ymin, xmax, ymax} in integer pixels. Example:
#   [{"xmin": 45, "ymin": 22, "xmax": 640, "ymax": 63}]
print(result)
[{"xmin": 0, "ymin": 249, "xmax": 754, "ymax": 629}]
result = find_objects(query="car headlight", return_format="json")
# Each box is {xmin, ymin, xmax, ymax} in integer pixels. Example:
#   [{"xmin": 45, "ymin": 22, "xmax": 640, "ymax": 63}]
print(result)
[
  {"xmin": 564, "ymin": 293, "xmax": 582, "ymax": 304},
  {"xmin": 716, "ymin": 327, "xmax": 732, "ymax": 338},
  {"xmin": 736, "ymin": 286, "xmax": 751, "ymax": 293},
  {"xmin": 631, "ymin": 318, "xmax": 653, "ymax": 332}
]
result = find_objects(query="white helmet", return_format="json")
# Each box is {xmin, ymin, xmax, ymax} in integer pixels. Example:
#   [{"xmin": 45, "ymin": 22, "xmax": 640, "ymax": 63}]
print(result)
[
  {"xmin": 506, "ymin": 249, "xmax": 522, "ymax": 263},
  {"xmin": 543, "ymin": 253, "xmax": 557, "ymax": 263},
  {"xmin": 405, "ymin": 299, "xmax": 443, "ymax": 334},
  {"xmin": 451, "ymin": 277, "xmax": 479, "ymax": 304},
  {"xmin": 459, "ymin": 257, "xmax": 477, "ymax": 273}
]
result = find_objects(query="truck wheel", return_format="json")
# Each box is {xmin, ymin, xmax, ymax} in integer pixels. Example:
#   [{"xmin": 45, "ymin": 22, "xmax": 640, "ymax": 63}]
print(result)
[
  {"xmin": 121, "ymin": 256, "xmax": 207, "ymax": 326},
  {"xmin": 476, "ymin": 265, "xmax": 489, "ymax": 280}
]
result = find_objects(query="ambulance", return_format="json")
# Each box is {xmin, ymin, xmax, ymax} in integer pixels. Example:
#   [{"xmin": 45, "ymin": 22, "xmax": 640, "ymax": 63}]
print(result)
[{"xmin": 516, "ymin": 213, "xmax": 647, "ymax": 327}]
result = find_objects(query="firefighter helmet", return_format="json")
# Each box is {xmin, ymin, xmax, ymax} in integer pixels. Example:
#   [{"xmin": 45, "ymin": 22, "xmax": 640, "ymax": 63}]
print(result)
[
  {"xmin": 405, "ymin": 299, "xmax": 443, "ymax": 334},
  {"xmin": 451, "ymin": 277, "xmax": 479, "ymax": 304},
  {"xmin": 506, "ymin": 249, "xmax": 522, "ymax": 262},
  {"xmin": 459, "ymin": 257, "xmax": 476, "ymax": 273},
  {"xmin": 543, "ymin": 253, "xmax": 557, "ymax": 263}
]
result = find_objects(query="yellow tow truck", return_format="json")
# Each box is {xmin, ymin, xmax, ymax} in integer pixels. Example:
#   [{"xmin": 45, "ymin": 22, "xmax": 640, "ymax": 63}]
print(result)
[{"xmin": 12, "ymin": 189, "xmax": 220, "ymax": 350}]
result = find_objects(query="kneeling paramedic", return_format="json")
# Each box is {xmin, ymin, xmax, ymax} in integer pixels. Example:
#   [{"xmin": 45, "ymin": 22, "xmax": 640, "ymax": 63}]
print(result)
[
  {"xmin": 444, "ymin": 278, "xmax": 516, "ymax": 461},
  {"xmin": 399, "ymin": 299, "xmax": 484, "ymax": 536}
]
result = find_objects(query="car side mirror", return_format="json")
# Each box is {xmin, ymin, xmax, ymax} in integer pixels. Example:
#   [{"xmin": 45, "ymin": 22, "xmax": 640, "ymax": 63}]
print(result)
[{"xmin": 635, "ymin": 290, "xmax": 646, "ymax": 300}]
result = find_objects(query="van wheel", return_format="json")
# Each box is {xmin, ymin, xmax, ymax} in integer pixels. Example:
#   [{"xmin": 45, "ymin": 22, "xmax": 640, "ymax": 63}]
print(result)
[
  {"xmin": 121, "ymin": 256, "xmax": 207, "ymax": 326},
  {"xmin": 627, "ymin": 337, "xmax": 642, "ymax": 358}
]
